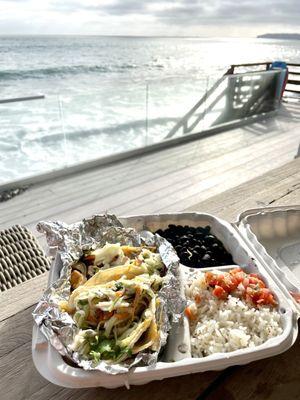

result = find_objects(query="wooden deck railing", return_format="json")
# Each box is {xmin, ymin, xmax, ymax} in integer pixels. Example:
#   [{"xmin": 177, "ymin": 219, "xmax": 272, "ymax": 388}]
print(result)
[
  {"xmin": 285, "ymin": 63, "xmax": 300, "ymax": 97},
  {"xmin": 165, "ymin": 62, "xmax": 281, "ymax": 139},
  {"xmin": 229, "ymin": 62, "xmax": 272, "ymax": 74},
  {"xmin": 228, "ymin": 61, "xmax": 300, "ymax": 97}
]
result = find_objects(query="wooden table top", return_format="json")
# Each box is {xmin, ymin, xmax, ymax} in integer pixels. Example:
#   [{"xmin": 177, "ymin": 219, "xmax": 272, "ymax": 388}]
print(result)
[{"xmin": 0, "ymin": 158, "xmax": 300, "ymax": 400}]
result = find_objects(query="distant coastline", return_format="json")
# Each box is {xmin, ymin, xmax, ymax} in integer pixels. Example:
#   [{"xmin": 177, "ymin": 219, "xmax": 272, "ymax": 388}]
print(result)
[{"xmin": 258, "ymin": 33, "xmax": 300, "ymax": 40}]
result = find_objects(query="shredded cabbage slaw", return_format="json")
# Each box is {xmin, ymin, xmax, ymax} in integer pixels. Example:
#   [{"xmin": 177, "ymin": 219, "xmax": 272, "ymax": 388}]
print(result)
[{"xmin": 60, "ymin": 243, "xmax": 165, "ymax": 364}]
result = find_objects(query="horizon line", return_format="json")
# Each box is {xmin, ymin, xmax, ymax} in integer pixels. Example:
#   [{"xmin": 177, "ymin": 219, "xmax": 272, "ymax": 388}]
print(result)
[{"xmin": 0, "ymin": 33, "xmax": 260, "ymax": 38}]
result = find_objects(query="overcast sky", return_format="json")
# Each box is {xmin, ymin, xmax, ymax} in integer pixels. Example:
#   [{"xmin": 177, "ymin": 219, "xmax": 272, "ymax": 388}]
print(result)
[{"xmin": 0, "ymin": 0, "xmax": 299, "ymax": 36}]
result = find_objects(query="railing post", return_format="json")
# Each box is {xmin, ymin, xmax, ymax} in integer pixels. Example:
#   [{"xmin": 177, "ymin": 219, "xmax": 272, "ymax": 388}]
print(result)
[
  {"xmin": 145, "ymin": 83, "xmax": 149, "ymax": 145},
  {"xmin": 183, "ymin": 120, "xmax": 188, "ymax": 134},
  {"xmin": 58, "ymin": 95, "xmax": 68, "ymax": 166}
]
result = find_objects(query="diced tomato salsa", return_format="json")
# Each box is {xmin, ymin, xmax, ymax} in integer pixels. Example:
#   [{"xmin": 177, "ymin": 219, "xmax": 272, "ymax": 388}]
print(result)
[{"xmin": 205, "ymin": 268, "xmax": 277, "ymax": 307}]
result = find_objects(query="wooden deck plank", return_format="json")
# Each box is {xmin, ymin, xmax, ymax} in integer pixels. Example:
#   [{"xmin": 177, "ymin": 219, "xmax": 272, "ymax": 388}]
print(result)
[
  {"xmin": 0, "ymin": 341, "xmax": 49, "ymax": 400},
  {"xmin": 33, "ymin": 372, "xmax": 220, "ymax": 400},
  {"xmin": 39, "ymin": 137, "xmax": 296, "ymax": 222},
  {"xmin": 0, "ymin": 305, "xmax": 35, "ymax": 357},
  {"xmin": 0, "ymin": 125, "xmax": 250, "ymax": 205},
  {"xmin": 116, "ymin": 135, "xmax": 298, "ymax": 215},
  {"xmin": 0, "ymin": 119, "xmax": 298, "ymax": 231},
  {"xmin": 0, "ymin": 273, "xmax": 48, "ymax": 321},
  {"xmin": 155, "ymin": 145, "xmax": 297, "ymax": 214},
  {"xmin": 28, "ymin": 384, "xmax": 65, "ymax": 400},
  {"xmin": 0, "ymin": 121, "xmax": 284, "ymax": 217},
  {"xmin": 186, "ymin": 157, "xmax": 300, "ymax": 220}
]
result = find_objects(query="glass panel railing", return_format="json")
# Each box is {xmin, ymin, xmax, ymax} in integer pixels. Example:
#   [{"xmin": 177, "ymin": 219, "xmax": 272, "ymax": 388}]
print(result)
[
  {"xmin": 0, "ymin": 70, "xmax": 283, "ymax": 186},
  {"xmin": 0, "ymin": 84, "xmax": 148, "ymax": 185},
  {"xmin": 0, "ymin": 96, "xmax": 65, "ymax": 185},
  {"xmin": 145, "ymin": 77, "xmax": 211, "ymax": 143},
  {"xmin": 58, "ymin": 83, "xmax": 147, "ymax": 165}
]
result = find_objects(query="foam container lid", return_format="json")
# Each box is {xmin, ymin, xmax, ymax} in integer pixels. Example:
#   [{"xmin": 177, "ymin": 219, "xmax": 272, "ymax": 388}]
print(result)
[
  {"xmin": 32, "ymin": 210, "xmax": 300, "ymax": 389},
  {"xmin": 237, "ymin": 205, "xmax": 300, "ymax": 313}
]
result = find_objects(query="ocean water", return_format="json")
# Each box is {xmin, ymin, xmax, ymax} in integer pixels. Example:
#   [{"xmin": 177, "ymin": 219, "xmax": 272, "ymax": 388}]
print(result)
[{"xmin": 0, "ymin": 36, "xmax": 300, "ymax": 184}]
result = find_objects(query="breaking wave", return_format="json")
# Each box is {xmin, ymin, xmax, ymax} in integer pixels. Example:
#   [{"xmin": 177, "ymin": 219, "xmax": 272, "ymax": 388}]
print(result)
[{"xmin": 0, "ymin": 62, "xmax": 164, "ymax": 80}]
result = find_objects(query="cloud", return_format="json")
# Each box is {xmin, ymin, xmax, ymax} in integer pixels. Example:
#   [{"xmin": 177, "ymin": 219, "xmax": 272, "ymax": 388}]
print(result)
[
  {"xmin": 101, "ymin": 0, "xmax": 148, "ymax": 16},
  {"xmin": 151, "ymin": 0, "xmax": 300, "ymax": 26},
  {"xmin": 0, "ymin": 0, "xmax": 299, "ymax": 35},
  {"xmin": 49, "ymin": 0, "xmax": 149, "ymax": 15}
]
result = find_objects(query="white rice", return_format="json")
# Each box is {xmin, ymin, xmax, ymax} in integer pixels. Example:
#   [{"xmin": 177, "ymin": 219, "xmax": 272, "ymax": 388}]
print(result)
[{"xmin": 185, "ymin": 272, "xmax": 283, "ymax": 357}]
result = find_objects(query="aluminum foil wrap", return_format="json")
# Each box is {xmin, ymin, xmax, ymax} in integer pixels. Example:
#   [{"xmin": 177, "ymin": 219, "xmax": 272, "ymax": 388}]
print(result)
[{"xmin": 33, "ymin": 214, "xmax": 185, "ymax": 374}]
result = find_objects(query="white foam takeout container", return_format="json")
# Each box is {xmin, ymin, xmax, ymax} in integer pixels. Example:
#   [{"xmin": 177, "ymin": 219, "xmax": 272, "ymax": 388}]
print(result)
[{"xmin": 32, "ymin": 208, "xmax": 300, "ymax": 388}]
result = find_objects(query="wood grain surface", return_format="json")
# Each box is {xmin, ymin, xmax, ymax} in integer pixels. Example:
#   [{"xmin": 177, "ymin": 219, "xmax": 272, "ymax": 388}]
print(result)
[{"xmin": 0, "ymin": 144, "xmax": 299, "ymax": 399}]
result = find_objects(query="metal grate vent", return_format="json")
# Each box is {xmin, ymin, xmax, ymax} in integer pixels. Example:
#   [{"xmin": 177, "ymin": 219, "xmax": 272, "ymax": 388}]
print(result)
[{"xmin": 0, "ymin": 225, "xmax": 50, "ymax": 291}]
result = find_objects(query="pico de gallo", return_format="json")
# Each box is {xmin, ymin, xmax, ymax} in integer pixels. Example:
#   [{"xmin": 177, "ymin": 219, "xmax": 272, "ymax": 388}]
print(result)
[{"xmin": 205, "ymin": 267, "xmax": 277, "ymax": 307}]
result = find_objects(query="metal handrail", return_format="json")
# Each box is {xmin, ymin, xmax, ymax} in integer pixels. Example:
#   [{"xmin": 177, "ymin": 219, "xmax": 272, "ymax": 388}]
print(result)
[{"xmin": 0, "ymin": 95, "xmax": 45, "ymax": 104}]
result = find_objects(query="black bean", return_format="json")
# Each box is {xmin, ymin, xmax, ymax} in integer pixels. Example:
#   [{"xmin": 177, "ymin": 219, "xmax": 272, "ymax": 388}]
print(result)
[
  {"xmin": 211, "ymin": 243, "xmax": 221, "ymax": 251},
  {"xmin": 204, "ymin": 225, "xmax": 211, "ymax": 234},
  {"xmin": 154, "ymin": 224, "xmax": 234, "ymax": 269},
  {"xmin": 204, "ymin": 234, "xmax": 216, "ymax": 244},
  {"xmin": 202, "ymin": 253, "xmax": 211, "ymax": 261},
  {"xmin": 195, "ymin": 232, "xmax": 204, "ymax": 240},
  {"xmin": 191, "ymin": 251, "xmax": 199, "ymax": 260}
]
